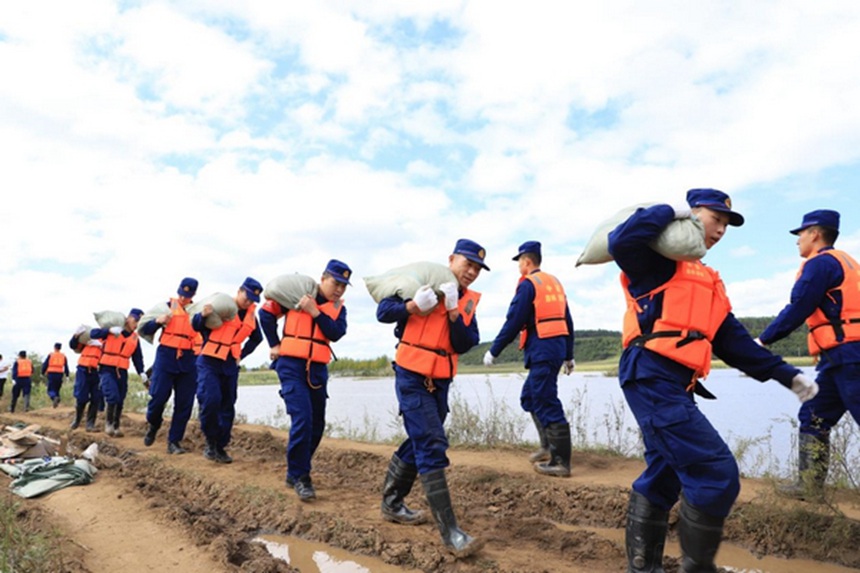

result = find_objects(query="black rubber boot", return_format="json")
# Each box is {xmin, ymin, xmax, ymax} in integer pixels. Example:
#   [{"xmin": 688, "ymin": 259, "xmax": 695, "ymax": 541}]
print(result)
[
  {"xmin": 420, "ymin": 469, "xmax": 483, "ymax": 558},
  {"xmin": 9, "ymin": 394, "xmax": 17, "ymax": 413},
  {"xmin": 70, "ymin": 403, "xmax": 86, "ymax": 430},
  {"xmin": 143, "ymin": 423, "xmax": 159, "ymax": 447},
  {"xmin": 104, "ymin": 403, "xmax": 117, "ymax": 436},
  {"xmin": 113, "ymin": 404, "xmax": 124, "ymax": 437},
  {"xmin": 678, "ymin": 496, "xmax": 724, "ymax": 573},
  {"xmin": 534, "ymin": 422, "xmax": 571, "ymax": 477},
  {"xmin": 23, "ymin": 395, "xmax": 30, "ymax": 412},
  {"xmin": 529, "ymin": 412, "xmax": 550, "ymax": 463},
  {"xmin": 85, "ymin": 402, "xmax": 98, "ymax": 432},
  {"xmin": 778, "ymin": 432, "xmax": 829, "ymax": 501},
  {"xmin": 381, "ymin": 454, "xmax": 427, "ymax": 525},
  {"xmin": 625, "ymin": 490, "xmax": 668, "ymax": 573}
]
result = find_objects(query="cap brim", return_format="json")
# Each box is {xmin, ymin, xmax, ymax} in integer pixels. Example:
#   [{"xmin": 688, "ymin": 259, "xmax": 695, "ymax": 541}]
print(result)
[{"xmin": 465, "ymin": 255, "xmax": 491, "ymax": 271}]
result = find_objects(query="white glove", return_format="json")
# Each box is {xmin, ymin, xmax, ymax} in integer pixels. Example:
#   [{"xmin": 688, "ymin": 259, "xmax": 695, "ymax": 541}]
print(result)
[
  {"xmin": 86, "ymin": 339, "xmax": 103, "ymax": 348},
  {"xmin": 74, "ymin": 324, "xmax": 88, "ymax": 336},
  {"xmin": 791, "ymin": 374, "xmax": 819, "ymax": 403},
  {"xmin": 140, "ymin": 372, "xmax": 149, "ymax": 385},
  {"xmin": 109, "ymin": 326, "xmax": 123, "ymax": 335},
  {"xmin": 413, "ymin": 285, "xmax": 438, "ymax": 312},
  {"xmin": 439, "ymin": 282, "xmax": 459, "ymax": 311},
  {"xmin": 483, "ymin": 350, "xmax": 495, "ymax": 367},
  {"xmin": 563, "ymin": 359, "xmax": 575, "ymax": 375},
  {"xmin": 753, "ymin": 337, "xmax": 765, "ymax": 347},
  {"xmin": 672, "ymin": 203, "xmax": 692, "ymax": 219}
]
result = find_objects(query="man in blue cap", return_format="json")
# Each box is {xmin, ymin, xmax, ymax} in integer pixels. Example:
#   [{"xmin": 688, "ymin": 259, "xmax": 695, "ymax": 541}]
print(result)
[
  {"xmin": 483, "ymin": 241, "xmax": 575, "ymax": 476},
  {"xmin": 374, "ymin": 238, "xmax": 488, "ymax": 558},
  {"xmin": 42, "ymin": 342, "xmax": 69, "ymax": 408},
  {"xmin": 193, "ymin": 277, "xmax": 263, "ymax": 463},
  {"xmin": 758, "ymin": 209, "xmax": 860, "ymax": 501},
  {"xmin": 608, "ymin": 189, "xmax": 818, "ymax": 573},
  {"xmin": 9, "ymin": 350, "xmax": 33, "ymax": 412},
  {"xmin": 90, "ymin": 308, "xmax": 146, "ymax": 436},
  {"xmin": 69, "ymin": 325, "xmax": 104, "ymax": 432},
  {"xmin": 260, "ymin": 259, "xmax": 351, "ymax": 501},
  {"xmin": 140, "ymin": 277, "xmax": 200, "ymax": 454}
]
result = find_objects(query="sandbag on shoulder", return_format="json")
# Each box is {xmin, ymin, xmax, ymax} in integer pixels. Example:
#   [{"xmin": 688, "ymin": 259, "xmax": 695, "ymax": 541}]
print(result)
[
  {"xmin": 186, "ymin": 293, "xmax": 237, "ymax": 330},
  {"xmin": 576, "ymin": 203, "xmax": 706, "ymax": 266},
  {"xmin": 136, "ymin": 302, "xmax": 171, "ymax": 344},
  {"xmin": 263, "ymin": 274, "xmax": 318, "ymax": 310},
  {"xmin": 93, "ymin": 310, "xmax": 126, "ymax": 330},
  {"xmin": 364, "ymin": 262, "xmax": 457, "ymax": 303}
]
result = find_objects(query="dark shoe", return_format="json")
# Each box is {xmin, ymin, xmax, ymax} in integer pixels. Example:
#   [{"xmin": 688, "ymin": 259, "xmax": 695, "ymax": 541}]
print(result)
[
  {"xmin": 52, "ymin": 396, "xmax": 60, "ymax": 408},
  {"xmin": 85, "ymin": 402, "xmax": 98, "ymax": 432},
  {"xmin": 534, "ymin": 422, "xmax": 572, "ymax": 477},
  {"xmin": 167, "ymin": 441, "xmax": 187, "ymax": 455},
  {"xmin": 70, "ymin": 403, "xmax": 86, "ymax": 430},
  {"xmin": 529, "ymin": 412, "xmax": 551, "ymax": 462},
  {"xmin": 381, "ymin": 454, "xmax": 426, "ymax": 525},
  {"xmin": 292, "ymin": 475, "xmax": 316, "ymax": 502},
  {"xmin": 678, "ymin": 495, "xmax": 724, "ymax": 573},
  {"xmin": 143, "ymin": 424, "xmax": 158, "ymax": 447},
  {"xmin": 626, "ymin": 490, "xmax": 668, "ymax": 573},
  {"xmin": 203, "ymin": 444, "xmax": 217, "ymax": 461},
  {"xmin": 421, "ymin": 469, "xmax": 483, "ymax": 558},
  {"xmin": 778, "ymin": 432, "xmax": 829, "ymax": 501},
  {"xmin": 216, "ymin": 446, "xmax": 232, "ymax": 464},
  {"xmin": 204, "ymin": 441, "xmax": 231, "ymax": 463}
]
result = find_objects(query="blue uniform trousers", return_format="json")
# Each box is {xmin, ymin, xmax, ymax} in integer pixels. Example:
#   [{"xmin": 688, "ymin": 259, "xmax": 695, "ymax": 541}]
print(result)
[
  {"xmin": 73, "ymin": 366, "xmax": 102, "ymax": 407},
  {"xmin": 623, "ymin": 376, "xmax": 739, "ymax": 517},
  {"xmin": 799, "ymin": 362, "xmax": 860, "ymax": 438},
  {"xmin": 11, "ymin": 377, "xmax": 32, "ymax": 400},
  {"xmin": 277, "ymin": 357, "xmax": 328, "ymax": 481},
  {"xmin": 147, "ymin": 366, "xmax": 197, "ymax": 443},
  {"xmin": 520, "ymin": 359, "xmax": 566, "ymax": 426},
  {"xmin": 196, "ymin": 357, "xmax": 238, "ymax": 448},
  {"xmin": 99, "ymin": 367, "xmax": 128, "ymax": 406},
  {"xmin": 46, "ymin": 372, "xmax": 64, "ymax": 400},
  {"xmin": 392, "ymin": 365, "xmax": 451, "ymax": 474}
]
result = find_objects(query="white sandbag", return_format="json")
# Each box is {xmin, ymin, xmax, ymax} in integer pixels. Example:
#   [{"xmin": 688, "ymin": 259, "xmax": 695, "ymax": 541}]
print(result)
[
  {"xmin": 576, "ymin": 203, "xmax": 707, "ymax": 267},
  {"xmin": 136, "ymin": 302, "xmax": 171, "ymax": 345},
  {"xmin": 186, "ymin": 293, "xmax": 237, "ymax": 329},
  {"xmin": 364, "ymin": 262, "xmax": 457, "ymax": 303},
  {"xmin": 93, "ymin": 310, "xmax": 126, "ymax": 329},
  {"xmin": 263, "ymin": 274, "xmax": 318, "ymax": 310},
  {"xmin": 72, "ymin": 325, "xmax": 93, "ymax": 350}
]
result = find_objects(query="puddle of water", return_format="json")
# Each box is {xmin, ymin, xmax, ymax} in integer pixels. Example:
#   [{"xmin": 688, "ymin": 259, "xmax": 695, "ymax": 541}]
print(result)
[
  {"xmin": 254, "ymin": 534, "xmax": 420, "ymax": 573},
  {"xmin": 579, "ymin": 524, "xmax": 858, "ymax": 573}
]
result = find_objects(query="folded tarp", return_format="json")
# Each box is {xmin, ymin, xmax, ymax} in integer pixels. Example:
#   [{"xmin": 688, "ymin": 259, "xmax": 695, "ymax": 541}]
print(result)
[{"xmin": 0, "ymin": 457, "xmax": 97, "ymax": 498}]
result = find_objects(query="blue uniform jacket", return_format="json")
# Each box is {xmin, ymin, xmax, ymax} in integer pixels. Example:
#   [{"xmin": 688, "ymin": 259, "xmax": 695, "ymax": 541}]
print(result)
[
  {"xmin": 489, "ymin": 271, "xmax": 574, "ymax": 367},
  {"xmin": 89, "ymin": 328, "xmax": 145, "ymax": 375},
  {"xmin": 377, "ymin": 291, "xmax": 480, "ymax": 373},
  {"xmin": 140, "ymin": 304, "xmax": 198, "ymax": 373},
  {"xmin": 608, "ymin": 204, "xmax": 799, "ymax": 388},
  {"xmin": 759, "ymin": 246, "xmax": 860, "ymax": 371},
  {"xmin": 259, "ymin": 294, "xmax": 348, "ymax": 379}
]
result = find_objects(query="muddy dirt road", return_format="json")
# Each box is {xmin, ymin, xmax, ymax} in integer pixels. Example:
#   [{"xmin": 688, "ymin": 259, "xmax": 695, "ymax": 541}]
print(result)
[{"xmin": 3, "ymin": 407, "xmax": 860, "ymax": 573}]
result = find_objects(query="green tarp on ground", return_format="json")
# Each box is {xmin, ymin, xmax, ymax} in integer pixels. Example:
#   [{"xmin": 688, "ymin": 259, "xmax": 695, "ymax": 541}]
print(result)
[{"xmin": 0, "ymin": 457, "xmax": 97, "ymax": 498}]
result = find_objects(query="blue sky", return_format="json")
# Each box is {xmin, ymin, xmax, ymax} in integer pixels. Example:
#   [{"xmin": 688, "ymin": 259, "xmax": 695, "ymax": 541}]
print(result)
[{"xmin": 1, "ymin": 1, "xmax": 859, "ymax": 368}]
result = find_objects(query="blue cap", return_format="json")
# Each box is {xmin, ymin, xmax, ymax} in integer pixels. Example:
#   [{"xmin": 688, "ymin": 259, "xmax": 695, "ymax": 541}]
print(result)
[
  {"xmin": 177, "ymin": 277, "xmax": 198, "ymax": 298},
  {"xmin": 241, "ymin": 277, "xmax": 263, "ymax": 303},
  {"xmin": 686, "ymin": 188, "xmax": 744, "ymax": 227},
  {"xmin": 129, "ymin": 308, "xmax": 144, "ymax": 320},
  {"xmin": 453, "ymin": 238, "xmax": 490, "ymax": 271},
  {"xmin": 790, "ymin": 209, "xmax": 840, "ymax": 235},
  {"xmin": 325, "ymin": 259, "xmax": 352, "ymax": 285},
  {"xmin": 513, "ymin": 240, "xmax": 541, "ymax": 261}
]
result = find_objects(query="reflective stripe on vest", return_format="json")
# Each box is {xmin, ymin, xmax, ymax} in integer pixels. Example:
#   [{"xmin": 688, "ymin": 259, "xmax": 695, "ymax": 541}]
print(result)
[
  {"xmin": 159, "ymin": 298, "xmax": 196, "ymax": 351},
  {"xmin": 46, "ymin": 351, "xmax": 66, "ymax": 373},
  {"xmin": 279, "ymin": 300, "xmax": 343, "ymax": 364},
  {"xmin": 395, "ymin": 288, "xmax": 481, "ymax": 379},
  {"xmin": 202, "ymin": 303, "xmax": 257, "ymax": 361},
  {"xmin": 803, "ymin": 249, "xmax": 860, "ymax": 355},
  {"xmin": 99, "ymin": 332, "xmax": 139, "ymax": 370},
  {"xmin": 16, "ymin": 359, "xmax": 32, "ymax": 378},
  {"xmin": 621, "ymin": 260, "xmax": 730, "ymax": 379},
  {"xmin": 518, "ymin": 271, "xmax": 570, "ymax": 349}
]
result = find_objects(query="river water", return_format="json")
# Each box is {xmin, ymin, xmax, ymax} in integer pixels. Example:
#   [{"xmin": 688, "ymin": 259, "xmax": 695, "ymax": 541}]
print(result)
[{"xmin": 235, "ymin": 366, "xmax": 859, "ymax": 479}]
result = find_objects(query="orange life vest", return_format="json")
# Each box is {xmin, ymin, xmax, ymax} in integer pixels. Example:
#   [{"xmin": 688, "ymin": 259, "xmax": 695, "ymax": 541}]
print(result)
[
  {"xmin": 621, "ymin": 260, "xmax": 731, "ymax": 380},
  {"xmin": 16, "ymin": 358, "xmax": 33, "ymax": 378},
  {"xmin": 803, "ymin": 249, "xmax": 860, "ymax": 355},
  {"xmin": 279, "ymin": 300, "xmax": 344, "ymax": 364},
  {"xmin": 159, "ymin": 298, "xmax": 196, "ymax": 353},
  {"xmin": 46, "ymin": 351, "xmax": 66, "ymax": 374},
  {"xmin": 77, "ymin": 344, "xmax": 102, "ymax": 369},
  {"xmin": 518, "ymin": 271, "xmax": 570, "ymax": 349},
  {"xmin": 100, "ymin": 332, "xmax": 139, "ymax": 370},
  {"xmin": 201, "ymin": 303, "xmax": 257, "ymax": 361},
  {"xmin": 395, "ymin": 289, "xmax": 481, "ymax": 379}
]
